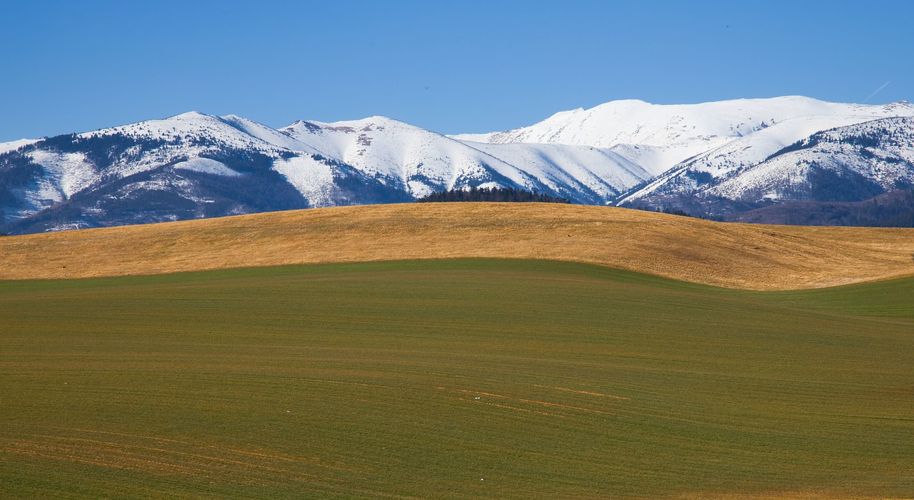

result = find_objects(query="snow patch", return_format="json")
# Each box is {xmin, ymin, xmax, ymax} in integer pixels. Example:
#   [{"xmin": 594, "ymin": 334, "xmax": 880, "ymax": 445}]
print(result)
[
  {"xmin": 173, "ymin": 158, "xmax": 242, "ymax": 177},
  {"xmin": 28, "ymin": 150, "xmax": 97, "ymax": 198},
  {"xmin": 272, "ymin": 155, "xmax": 336, "ymax": 207}
]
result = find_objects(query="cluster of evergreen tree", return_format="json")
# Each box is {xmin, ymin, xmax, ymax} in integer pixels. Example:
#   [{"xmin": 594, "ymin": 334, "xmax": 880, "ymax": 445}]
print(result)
[
  {"xmin": 658, "ymin": 207, "xmax": 696, "ymax": 218},
  {"xmin": 417, "ymin": 186, "xmax": 570, "ymax": 204}
]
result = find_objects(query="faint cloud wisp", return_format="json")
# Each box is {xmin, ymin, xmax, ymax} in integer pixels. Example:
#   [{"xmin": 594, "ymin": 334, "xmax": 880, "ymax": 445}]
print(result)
[{"xmin": 864, "ymin": 81, "xmax": 891, "ymax": 103}]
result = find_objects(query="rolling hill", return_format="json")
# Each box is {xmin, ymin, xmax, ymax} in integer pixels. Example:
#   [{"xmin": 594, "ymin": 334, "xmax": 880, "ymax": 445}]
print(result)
[
  {"xmin": 2, "ymin": 203, "xmax": 913, "ymax": 289},
  {"xmin": 3, "ymin": 203, "xmax": 914, "ymax": 497}
]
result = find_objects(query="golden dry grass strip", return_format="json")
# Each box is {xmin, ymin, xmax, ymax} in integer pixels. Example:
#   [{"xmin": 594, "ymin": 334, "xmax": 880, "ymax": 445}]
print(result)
[{"xmin": 2, "ymin": 202, "xmax": 914, "ymax": 289}]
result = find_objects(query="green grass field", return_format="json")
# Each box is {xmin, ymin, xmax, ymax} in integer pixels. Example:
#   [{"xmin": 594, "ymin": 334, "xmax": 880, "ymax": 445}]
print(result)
[{"xmin": 1, "ymin": 259, "xmax": 912, "ymax": 498}]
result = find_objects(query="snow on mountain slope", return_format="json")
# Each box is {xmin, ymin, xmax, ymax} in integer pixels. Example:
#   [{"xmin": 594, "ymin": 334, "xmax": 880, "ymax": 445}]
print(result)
[
  {"xmin": 281, "ymin": 116, "xmax": 649, "ymax": 202},
  {"xmin": 218, "ymin": 114, "xmax": 323, "ymax": 155},
  {"xmin": 282, "ymin": 116, "xmax": 658, "ymax": 202},
  {"xmin": 283, "ymin": 116, "xmax": 522, "ymax": 198},
  {"xmin": 460, "ymin": 141, "xmax": 651, "ymax": 202},
  {"xmin": 0, "ymin": 139, "xmax": 37, "ymax": 155},
  {"xmin": 603, "ymin": 144, "xmax": 682, "ymax": 177},
  {"xmin": 0, "ymin": 150, "xmax": 97, "ymax": 222},
  {"xmin": 271, "ymin": 155, "xmax": 350, "ymax": 207},
  {"xmin": 5, "ymin": 97, "xmax": 914, "ymax": 234},
  {"xmin": 709, "ymin": 116, "xmax": 914, "ymax": 201},
  {"xmin": 85, "ymin": 111, "xmax": 286, "ymax": 153},
  {"xmin": 173, "ymin": 157, "xmax": 242, "ymax": 177},
  {"xmin": 621, "ymin": 116, "xmax": 914, "ymax": 218},
  {"xmin": 90, "ymin": 112, "xmax": 408, "ymax": 208},
  {"xmin": 71, "ymin": 111, "xmax": 302, "ymax": 180},
  {"xmin": 0, "ymin": 111, "xmax": 390, "ymax": 232},
  {"xmin": 28, "ymin": 150, "xmax": 98, "ymax": 199},
  {"xmin": 454, "ymin": 97, "xmax": 914, "ymax": 175},
  {"xmin": 617, "ymin": 110, "xmax": 914, "ymax": 206}
]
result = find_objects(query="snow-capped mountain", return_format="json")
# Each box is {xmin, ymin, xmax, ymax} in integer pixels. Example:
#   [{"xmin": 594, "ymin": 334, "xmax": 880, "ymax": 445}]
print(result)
[
  {"xmin": 619, "ymin": 115, "xmax": 914, "ymax": 218},
  {"xmin": 456, "ymin": 96, "xmax": 914, "ymax": 175},
  {"xmin": 2, "ymin": 96, "xmax": 914, "ymax": 234},
  {"xmin": 0, "ymin": 111, "xmax": 653, "ymax": 233},
  {"xmin": 282, "ymin": 117, "xmax": 650, "ymax": 203},
  {"xmin": 0, "ymin": 112, "xmax": 409, "ymax": 233}
]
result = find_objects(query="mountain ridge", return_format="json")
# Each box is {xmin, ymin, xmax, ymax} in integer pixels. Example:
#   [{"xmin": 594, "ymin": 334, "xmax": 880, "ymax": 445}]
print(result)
[
  {"xmin": 619, "ymin": 115, "xmax": 914, "ymax": 219},
  {"xmin": 2, "ymin": 96, "xmax": 914, "ymax": 234}
]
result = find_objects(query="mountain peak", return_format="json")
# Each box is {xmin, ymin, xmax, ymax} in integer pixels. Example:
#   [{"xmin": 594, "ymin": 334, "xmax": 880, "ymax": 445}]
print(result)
[
  {"xmin": 347, "ymin": 115, "xmax": 406, "ymax": 126},
  {"xmin": 168, "ymin": 111, "xmax": 211, "ymax": 120},
  {"xmin": 595, "ymin": 98, "xmax": 651, "ymax": 107},
  {"xmin": 310, "ymin": 115, "xmax": 416, "ymax": 131}
]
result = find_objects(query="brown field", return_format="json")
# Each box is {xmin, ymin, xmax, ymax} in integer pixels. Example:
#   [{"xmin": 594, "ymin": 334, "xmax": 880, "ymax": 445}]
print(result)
[{"xmin": 2, "ymin": 202, "xmax": 913, "ymax": 289}]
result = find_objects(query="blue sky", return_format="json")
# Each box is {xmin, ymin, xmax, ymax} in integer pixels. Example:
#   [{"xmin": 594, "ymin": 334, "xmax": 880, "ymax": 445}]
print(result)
[{"xmin": 2, "ymin": 0, "xmax": 912, "ymax": 141}]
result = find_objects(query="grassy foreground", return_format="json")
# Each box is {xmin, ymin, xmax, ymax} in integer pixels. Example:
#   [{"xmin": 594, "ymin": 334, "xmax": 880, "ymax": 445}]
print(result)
[{"xmin": 1, "ymin": 259, "xmax": 912, "ymax": 498}]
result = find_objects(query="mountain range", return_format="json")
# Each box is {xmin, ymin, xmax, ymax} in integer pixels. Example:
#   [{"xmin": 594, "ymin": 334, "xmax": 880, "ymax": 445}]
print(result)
[{"xmin": 2, "ymin": 96, "xmax": 913, "ymax": 234}]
